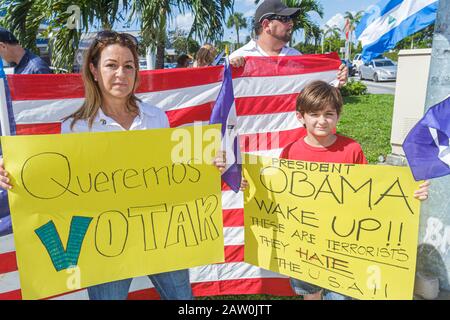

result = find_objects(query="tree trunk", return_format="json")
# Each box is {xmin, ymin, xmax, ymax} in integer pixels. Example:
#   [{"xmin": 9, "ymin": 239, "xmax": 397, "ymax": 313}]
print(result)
[
  {"xmin": 236, "ymin": 25, "xmax": 240, "ymax": 46},
  {"xmin": 155, "ymin": 9, "xmax": 167, "ymax": 69}
]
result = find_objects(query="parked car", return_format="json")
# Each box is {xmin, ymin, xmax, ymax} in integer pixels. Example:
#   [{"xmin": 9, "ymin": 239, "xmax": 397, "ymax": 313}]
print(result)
[
  {"xmin": 359, "ymin": 58, "xmax": 397, "ymax": 82},
  {"xmin": 352, "ymin": 54, "xmax": 364, "ymax": 74},
  {"xmin": 163, "ymin": 62, "xmax": 177, "ymax": 69},
  {"xmin": 341, "ymin": 59, "xmax": 356, "ymax": 76}
]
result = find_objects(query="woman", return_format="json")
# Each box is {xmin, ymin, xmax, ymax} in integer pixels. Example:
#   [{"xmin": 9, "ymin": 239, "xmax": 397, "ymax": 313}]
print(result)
[
  {"xmin": 194, "ymin": 44, "xmax": 217, "ymax": 67},
  {"xmin": 0, "ymin": 31, "xmax": 193, "ymax": 300}
]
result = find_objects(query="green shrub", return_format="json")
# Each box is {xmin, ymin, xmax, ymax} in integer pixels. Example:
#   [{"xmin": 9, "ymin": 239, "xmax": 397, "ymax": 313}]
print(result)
[{"xmin": 340, "ymin": 80, "xmax": 368, "ymax": 96}]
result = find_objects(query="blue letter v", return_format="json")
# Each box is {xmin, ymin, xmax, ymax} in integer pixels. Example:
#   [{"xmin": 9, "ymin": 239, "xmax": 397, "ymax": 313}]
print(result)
[{"xmin": 35, "ymin": 216, "xmax": 93, "ymax": 272}]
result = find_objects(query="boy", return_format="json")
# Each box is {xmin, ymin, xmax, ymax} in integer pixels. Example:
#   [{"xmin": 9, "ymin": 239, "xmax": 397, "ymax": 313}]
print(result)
[
  {"xmin": 280, "ymin": 80, "xmax": 429, "ymax": 300},
  {"xmin": 213, "ymin": 80, "xmax": 429, "ymax": 300}
]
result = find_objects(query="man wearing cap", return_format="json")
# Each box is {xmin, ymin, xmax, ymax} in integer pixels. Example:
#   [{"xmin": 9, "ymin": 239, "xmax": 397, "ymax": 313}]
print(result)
[
  {"xmin": 229, "ymin": 0, "xmax": 347, "ymax": 86},
  {"xmin": 0, "ymin": 27, "xmax": 52, "ymax": 74}
]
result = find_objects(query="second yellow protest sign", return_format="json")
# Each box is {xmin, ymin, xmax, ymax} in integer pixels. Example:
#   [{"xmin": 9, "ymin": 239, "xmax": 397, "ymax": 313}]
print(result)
[
  {"xmin": 2, "ymin": 125, "xmax": 223, "ymax": 300},
  {"xmin": 244, "ymin": 155, "xmax": 422, "ymax": 300}
]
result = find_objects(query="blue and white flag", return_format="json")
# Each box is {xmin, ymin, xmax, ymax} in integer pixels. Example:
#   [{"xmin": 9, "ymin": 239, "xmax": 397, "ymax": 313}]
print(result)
[
  {"xmin": 403, "ymin": 96, "xmax": 450, "ymax": 181},
  {"xmin": 356, "ymin": 0, "xmax": 439, "ymax": 62},
  {"xmin": 209, "ymin": 59, "xmax": 242, "ymax": 193}
]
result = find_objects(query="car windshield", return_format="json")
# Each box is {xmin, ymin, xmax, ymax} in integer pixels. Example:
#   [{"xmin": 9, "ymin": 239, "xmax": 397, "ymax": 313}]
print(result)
[{"xmin": 374, "ymin": 60, "xmax": 395, "ymax": 67}]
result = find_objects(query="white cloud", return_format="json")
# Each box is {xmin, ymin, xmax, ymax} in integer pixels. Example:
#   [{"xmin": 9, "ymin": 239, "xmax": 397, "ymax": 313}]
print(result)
[
  {"xmin": 323, "ymin": 13, "xmax": 345, "ymax": 31},
  {"xmin": 234, "ymin": 0, "xmax": 258, "ymax": 7},
  {"xmin": 174, "ymin": 13, "xmax": 194, "ymax": 31},
  {"xmin": 244, "ymin": 9, "xmax": 255, "ymax": 18}
]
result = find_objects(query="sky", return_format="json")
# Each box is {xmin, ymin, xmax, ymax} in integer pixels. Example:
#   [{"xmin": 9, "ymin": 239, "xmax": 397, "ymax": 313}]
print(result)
[{"xmin": 171, "ymin": 0, "xmax": 379, "ymax": 44}]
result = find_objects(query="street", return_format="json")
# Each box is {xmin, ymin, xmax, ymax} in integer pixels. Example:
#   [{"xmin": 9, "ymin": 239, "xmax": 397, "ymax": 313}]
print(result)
[{"xmin": 350, "ymin": 76, "xmax": 396, "ymax": 95}]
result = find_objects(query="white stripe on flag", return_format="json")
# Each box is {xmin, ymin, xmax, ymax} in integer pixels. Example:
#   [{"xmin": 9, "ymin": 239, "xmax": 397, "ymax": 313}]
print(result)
[
  {"xmin": 190, "ymin": 262, "xmax": 287, "ymax": 283},
  {"xmin": 224, "ymin": 227, "xmax": 244, "ymax": 246},
  {"xmin": 238, "ymin": 112, "xmax": 298, "ymax": 135},
  {"xmin": 0, "ymin": 234, "xmax": 15, "ymax": 254},
  {"xmin": 0, "ymin": 271, "xmax": 20, "ymax": 294},
  {"xmin": 358, "ymin": 0, "xmax": 438, "ymax": 46},
  {"xmin": 222, "ymin": 190, "xmax": 243, "ymax": 210},
  {"xmin": 50, "ymin": 290, "xmax": 89, "ymax": 300},
  {"xmin": 245, "ymin": 149, "xmax": 283, "ymax": 158}
]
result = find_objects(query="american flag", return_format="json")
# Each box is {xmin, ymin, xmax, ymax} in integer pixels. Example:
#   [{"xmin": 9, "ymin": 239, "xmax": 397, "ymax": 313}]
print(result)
[{"xmin": 0, "ymin": 53, "xmax": 340, "ymax": 300}]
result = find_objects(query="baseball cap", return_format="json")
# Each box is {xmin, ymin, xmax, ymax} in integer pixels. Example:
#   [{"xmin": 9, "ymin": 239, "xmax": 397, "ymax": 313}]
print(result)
[
  {"xmin": 255, "ymin": 0, "xmax": 301, "ymax": 23},
  {"xmin": 0, "ymin": 28, "xmax": 18, "ymax": 44}
]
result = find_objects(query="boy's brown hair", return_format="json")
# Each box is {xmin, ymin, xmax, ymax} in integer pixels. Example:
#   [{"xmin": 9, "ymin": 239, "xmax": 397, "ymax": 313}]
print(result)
[{"xmin": 296, "ymin": 80, "xmax": 343, "ymax": 116}]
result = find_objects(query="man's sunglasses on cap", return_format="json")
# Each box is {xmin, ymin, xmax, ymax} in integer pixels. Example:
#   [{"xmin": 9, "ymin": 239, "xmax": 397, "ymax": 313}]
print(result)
[{"xmin": 261, "ymin": 14, "xmax": 295, "ymax": 23}]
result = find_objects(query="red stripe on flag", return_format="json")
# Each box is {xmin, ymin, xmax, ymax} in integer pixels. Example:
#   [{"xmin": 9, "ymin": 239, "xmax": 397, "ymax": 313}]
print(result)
[
  {"xmin": 0, "ymin": 251, "xmax": 18, "ymax": 274},
  {"xmin": 240, "ymin": 127, "xmax": 307, "ymax": 152},
  {"xmin": 233, "ymin": 52, "xmax": 341, "ymax": 78},
  {"xmin": 127, "ymin": 288, "xmax": 161, "ymax": 300},
  {"xmin": 192, "ymin": 278, "xmax": 295, "ymax": 297},
  {"xmin": 166, "ymin": 102, "xmax": 214, "ymax": 127},
  {"xmin": 16, "ymin": 123, "xmax": 61, "ymax": 135},
  {"xmin": 127, "ymin": 277, "xmax": 295, "ymax": 299},
  {"xmin": 235, "ymin": 94, "xmax": 297, "ymax": 116},
  {"xmin": 136, "ymin": 67, "xmax": 223, "ymax": 93},
  {"xmin": 224, "ymin": 245, "xmax": 244, "ymax": 263},
  {"xmin": 223, "ymin": 209, "xmax": 243, "ymax": 227},
  {"xmin": 0, "ymin": 289, "xmax": 22, "ymax": 300}
]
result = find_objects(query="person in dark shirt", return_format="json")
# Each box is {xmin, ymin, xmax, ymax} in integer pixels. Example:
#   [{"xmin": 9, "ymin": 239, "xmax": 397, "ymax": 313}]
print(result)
[
  {"xmin": 0, "ymin": 28, "xmax": 53, "ymax": 235},
  {"xmin": 0, "ymin": 27, "xmax": 52, "ymax": 74}
]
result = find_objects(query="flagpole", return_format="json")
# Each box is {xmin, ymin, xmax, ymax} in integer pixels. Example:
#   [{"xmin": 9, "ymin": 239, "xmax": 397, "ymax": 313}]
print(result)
[
  {"xmin": 0, "ymin": 59, "xmax": 11, "ymax": 136},
  {"xmin": 416, "ymin": 0, "xmax": 450, "ymax": 299}
]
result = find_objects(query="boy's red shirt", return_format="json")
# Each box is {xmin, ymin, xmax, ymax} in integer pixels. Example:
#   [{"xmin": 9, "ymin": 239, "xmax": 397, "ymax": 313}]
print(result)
[{"xmin": 280, "ymin": 134, "xmax": 368, "ymax": 164}]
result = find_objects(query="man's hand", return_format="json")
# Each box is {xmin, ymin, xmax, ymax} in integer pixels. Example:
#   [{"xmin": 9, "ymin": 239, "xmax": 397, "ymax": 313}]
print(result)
[
  {"xmin": 414, "ymin": 180, "xmax": 430, "ymax": 201},
  {"xmin": 337, "ymin": 63, "xmax": 349, "ymax": 88},
  {"xmin": 230, "ymin": 56, "xmax": 246, "ymax": 68}
]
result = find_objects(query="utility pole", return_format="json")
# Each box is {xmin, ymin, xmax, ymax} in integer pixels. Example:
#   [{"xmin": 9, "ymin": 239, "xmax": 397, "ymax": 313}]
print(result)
[{"xmin": 416, "ymin": 0, "xmax": 450, "ymax": 299}]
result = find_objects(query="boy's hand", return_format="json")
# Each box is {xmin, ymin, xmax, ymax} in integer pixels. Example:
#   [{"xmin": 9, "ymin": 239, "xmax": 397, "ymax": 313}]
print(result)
[
  {"xmin": 414, "ymin": 180, "xmax": 430, "ymax": 201},
  {"xmin": 240, "ymin": 178, "xmax": 249, "ymax": 191}
]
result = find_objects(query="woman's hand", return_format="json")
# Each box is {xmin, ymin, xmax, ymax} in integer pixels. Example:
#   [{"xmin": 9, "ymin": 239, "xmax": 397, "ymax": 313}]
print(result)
[
  {"xmin": 0, "ymin": 158, "xmax": 12, "ymax": 190},
  {"xmin": 213, "ymin": 151, "xmax": 226, "ymax": 174},
  {"xmin": 414, "ymin": 180, "xmax": 430, "ymax": 201}
]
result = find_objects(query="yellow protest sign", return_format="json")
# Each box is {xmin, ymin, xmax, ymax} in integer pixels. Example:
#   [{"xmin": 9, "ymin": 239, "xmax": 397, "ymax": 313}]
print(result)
[
  {"xmin": 243, "ymin": 155, "xmax": 422, "ymax": 300},
  {"xmin": 1, "ymin": 125, "xmax": 224, "ymax": 300}
]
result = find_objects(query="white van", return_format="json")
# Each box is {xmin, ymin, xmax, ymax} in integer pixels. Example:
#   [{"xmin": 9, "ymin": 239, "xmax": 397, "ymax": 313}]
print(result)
[{"xmin": 352, "ymin": 54, "xmax": 363, "ymax": 74}]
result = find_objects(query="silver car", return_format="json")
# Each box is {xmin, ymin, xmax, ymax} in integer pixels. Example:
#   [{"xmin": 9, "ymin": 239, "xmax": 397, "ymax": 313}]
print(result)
[{"xmin": 359, "ymin": 59, "xmax": 397, "ymax": 82}]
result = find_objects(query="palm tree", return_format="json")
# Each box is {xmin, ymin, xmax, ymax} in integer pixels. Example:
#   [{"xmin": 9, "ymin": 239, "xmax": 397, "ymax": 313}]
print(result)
[
  {"xmin": 130, "ymin": 0, "xmax": 233, "ymax": 69},
  {"xmin": 343, "ymin": 10, "xmax": 364, "ymax": 58},
  {"xmin": 304, "ymin": 22, "xmax": 322, "ymax": 51},
  {"xmin": 0, "ymin": 0, "xmax": 127, "ymax": 72},
  {"xmin": 255, "ymin": 0, "xmax": 324, "ymax": 47},
  {"xmin": 226, "ymin": 12, "xmax": 247, "ymax": 47},
  {"xmin": 0, "ymin": 0, "xmax": 232, "ymax": 71},
  {"xmin": 322, "ymin": 24, "xmax": 340, "ymax": 53}
]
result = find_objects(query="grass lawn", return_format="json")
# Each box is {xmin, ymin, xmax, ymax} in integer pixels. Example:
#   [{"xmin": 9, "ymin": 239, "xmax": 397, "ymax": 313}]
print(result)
[
  {"xmin": 202, "ymin": 94, "xmax": 395, "ymax": 301},
  {"xmin": 338, "ymin": 94, "xmax": 395, "ymax": 164}
]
